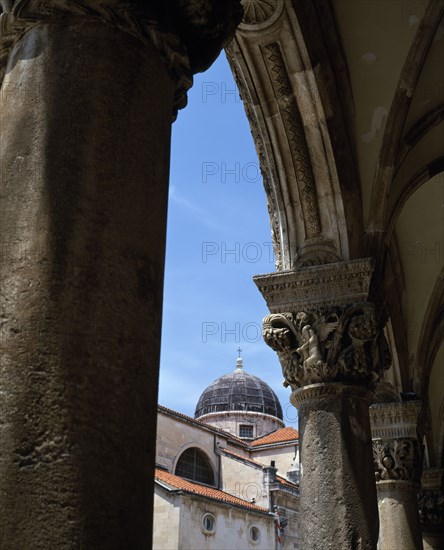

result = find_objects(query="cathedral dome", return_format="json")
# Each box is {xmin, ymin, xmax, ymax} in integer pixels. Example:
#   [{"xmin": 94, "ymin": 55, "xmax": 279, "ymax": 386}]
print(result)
[{"xmin": 194, "ymin": 357, "xmax": 283, "ymax": 421}]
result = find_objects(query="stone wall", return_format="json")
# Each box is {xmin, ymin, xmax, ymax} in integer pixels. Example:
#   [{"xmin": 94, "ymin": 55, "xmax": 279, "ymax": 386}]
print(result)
[
  {"xmin": 252, "ymin": 445, "xmax": 297, "ymax": 477},
  {"xmin": 177, "ymin": 495, "xmax": 274, "ymax": 550},
  {"xmin": 221, "ymin": 454, "xmax": 270, "ymax": 510},
  {"xmin": 156, "ymin": 412, "xmax": 226, "ymax": 484},
  {"xmin": 198, "ymin": 411, "xmax": 284, "ymax": 439},
  {"xmin": 153, "ymin": 488, "xmax": 181, "ymax": 549}
]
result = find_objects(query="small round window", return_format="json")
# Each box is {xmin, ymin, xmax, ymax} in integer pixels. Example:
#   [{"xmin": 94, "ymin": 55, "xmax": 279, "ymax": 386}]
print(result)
[
  {"xmin": 249, "ymin": 526, "xmax": 261, "ymax": 543},
  {"xmin": 202, "ymin": 513, "xmax": 216, "ymax": 534}
]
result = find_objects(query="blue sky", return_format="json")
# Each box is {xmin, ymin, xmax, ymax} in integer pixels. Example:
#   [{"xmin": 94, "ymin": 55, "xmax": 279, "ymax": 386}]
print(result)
[{"xmin": 158, "ymin": 52, "xmax": 298, "ymax": 429}]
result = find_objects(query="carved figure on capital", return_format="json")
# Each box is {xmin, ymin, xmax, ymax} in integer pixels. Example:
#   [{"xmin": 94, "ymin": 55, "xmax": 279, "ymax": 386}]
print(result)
[
  {"xmin": 373, "ymin": 438, "xmax": 422, "ymax": 483},
  {"xmin": 262, "ymin": 302, "xmax": 391, "ymax": 389}
]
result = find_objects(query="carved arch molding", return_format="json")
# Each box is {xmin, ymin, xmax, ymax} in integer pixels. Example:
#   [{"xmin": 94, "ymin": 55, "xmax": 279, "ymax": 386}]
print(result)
[{"xmin": 225, "ymin": 0, "xmax": 363, "ymax": 271}]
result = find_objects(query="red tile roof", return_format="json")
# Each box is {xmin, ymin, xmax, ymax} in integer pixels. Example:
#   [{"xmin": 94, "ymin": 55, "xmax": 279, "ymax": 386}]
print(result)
[
  {"xmin": 222, "ymin": 448, "xmax": 264, "ymax": 467},
  {"xmin": 155, "ymin": 469, "xmax": 268, "ymax": 513},
  {"xmin": 251, "ymin": 427, "xmax": 298, "ymax": 447},
  {"xmin": 276, "ymin": 474, "xmax": 298, "ymax": 488}
]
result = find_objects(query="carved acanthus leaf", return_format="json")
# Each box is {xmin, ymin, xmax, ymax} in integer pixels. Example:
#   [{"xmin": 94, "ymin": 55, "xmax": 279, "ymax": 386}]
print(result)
[
  {"xmin": 373, "ymin": 438, "xmax": 422, "ymax": 483},
  {"xmin": 262, "ymin": 302, "xmax": 391, "ymax": 389}
]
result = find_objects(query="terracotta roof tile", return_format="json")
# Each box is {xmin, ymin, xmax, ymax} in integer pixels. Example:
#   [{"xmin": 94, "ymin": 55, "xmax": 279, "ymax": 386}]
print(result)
[
  {"xmin": 222, "ymin": 448, "xmax": 264, "ymax": 467},
  {"xmin": 155, "ymin": 469, "xmax": 268, "ymax": 513},
  {"xmin": 251, "ymin": 427, "xmax": 298, "ymax": 447},
  {"xmin": 276, "ymin": 474, "xmax": 299, "ymax": 489}
]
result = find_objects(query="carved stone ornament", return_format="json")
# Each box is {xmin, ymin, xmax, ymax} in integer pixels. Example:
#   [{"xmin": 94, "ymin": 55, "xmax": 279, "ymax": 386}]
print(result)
[
  {"xmin": 369, "ymin": 400, "xmax": 423, "ymax": 441},
  {"xmin": 0, "ymin": 0, "xmax": 242, "ymax": 113},
  {"xmin": 419, "ymin": 468, "xmax": 444, "ymax": 532},
  {"xmin": 254, "ymin": 258, "xmax": 376, "ymax": 313},
  {"xmin": 373, "ymin": 438, "xmax": 422, "ymax": 483},
  {"xmin": 263, "ymin": 302, "xmax": 391, "ymax": 389},
  {"xmin": 239, "ymin": 0, "xmax": 283, "ymax": 30}
]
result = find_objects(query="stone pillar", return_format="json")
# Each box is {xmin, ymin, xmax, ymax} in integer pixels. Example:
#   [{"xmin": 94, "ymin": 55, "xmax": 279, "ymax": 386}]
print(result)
[
  {"xmin": 255, "ymin": 258, "xmax": 391, "ymax": 549},
  {"xmin": 0, "ymin": 2, "xmax": 241, "ymax": 549},
  {"xmin": 370, "ymin": 401, "xmax": 424, "ymax": 550},
  {"xmin": 419, "ymin": 468, "xmax": 444, "ymax": 549}
]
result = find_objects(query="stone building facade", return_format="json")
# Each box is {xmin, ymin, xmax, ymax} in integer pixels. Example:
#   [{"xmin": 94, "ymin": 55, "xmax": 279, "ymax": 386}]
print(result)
[
  {"xmin": 0, "ymin": 0, "xmax": 442, "ymax": 548},
  {"xmin": 154, "ymin": 359, "xmax": 300, "ymax": 549}
]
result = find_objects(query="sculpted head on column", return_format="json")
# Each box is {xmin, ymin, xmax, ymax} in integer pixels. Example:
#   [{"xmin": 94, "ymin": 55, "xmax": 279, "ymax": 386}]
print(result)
[
  {"xmin": 373, "ymin": 438, "xmax": 422, "ymax": 483},
  {"xmin": 263, "ymin": 303, "xmax": 391, "ymax": 390},
  {"xmin": 256, "ymin": 259, "xmax": 392, "ymax": 391}
]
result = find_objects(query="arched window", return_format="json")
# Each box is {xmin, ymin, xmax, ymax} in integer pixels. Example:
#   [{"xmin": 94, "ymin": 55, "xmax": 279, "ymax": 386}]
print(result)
[{"xmin": 175, "ymin": 447, "xmax": 214, "ymax": 486}]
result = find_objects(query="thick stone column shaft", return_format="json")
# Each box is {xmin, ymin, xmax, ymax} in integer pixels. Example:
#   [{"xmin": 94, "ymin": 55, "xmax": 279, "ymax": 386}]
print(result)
[
  {"xmin": 0, "ymin": 1, "xmax": 242, "ymax": 547},
  {"xmin": 255, "ymin": 259, "xmax": 392, "ymax": 549},
  {"xmin": 377, "ymin": 481, "xmax": 423, "ymax": 550},
  {"xmin": 0, "ymin": 20, "xmax": 174, "ymax": 549},
  {"xmin": 292, "ymin": 384, "xmax": 378, "ymax": 549}
]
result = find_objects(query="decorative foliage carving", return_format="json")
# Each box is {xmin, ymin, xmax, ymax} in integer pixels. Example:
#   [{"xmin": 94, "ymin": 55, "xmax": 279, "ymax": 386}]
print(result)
[
  {"xmin": 241, "ymin": 0, "xmax": 278, "ymax": 25},
  {"xmin": 262, "ymin": 302, "xmax": 391, "ymax": 389},
  {"xmin": 373, "ymin": 438, "xmax": 422, "ymax": 483},
  {"xmin": 225, "ymin": 40, "xmax": 284, "ymax": 270},
  {"xmin": 263, "ymin": 42, "xmax": 322, "ymax": 239},
  {"xmin": 254, "ymin": 258, "xmax": 376, "ymax": 313}
]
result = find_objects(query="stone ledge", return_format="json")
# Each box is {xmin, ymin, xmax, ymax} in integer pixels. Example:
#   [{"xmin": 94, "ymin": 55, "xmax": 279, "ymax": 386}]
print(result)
[{"xmin": 254, "ymin": 258, "xmax": 375, "ymax": 312}]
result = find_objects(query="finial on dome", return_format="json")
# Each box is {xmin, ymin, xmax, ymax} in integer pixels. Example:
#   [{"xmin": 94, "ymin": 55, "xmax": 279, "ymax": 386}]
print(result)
[{"xmin": 235, "ymin": 348, "xmax": 243, "ymax": 372}]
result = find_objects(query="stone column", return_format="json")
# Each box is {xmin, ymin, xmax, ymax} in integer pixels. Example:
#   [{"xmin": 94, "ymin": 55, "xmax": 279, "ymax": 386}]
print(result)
[
  {"xmin": 0, "ymin": 2, "xmax": 241, "ymax": 549},
  {"xmin": 419, "ymin": 468, "xmax": 443, "ymax": 549},
  {"xmin": 255, "ymin": 258, "xmax": 391, "ymax": 549},
  {"xmin": 370, "ymin": 401, "xmax": 424, "ymax": 550}
]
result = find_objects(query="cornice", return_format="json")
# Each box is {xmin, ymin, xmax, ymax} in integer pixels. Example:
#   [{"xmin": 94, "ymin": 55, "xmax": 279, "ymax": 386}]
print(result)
[
  {"xmin": 370, "ymin": 401, "xmax": 423, "ymax": 440},
  {"xmin": 254, "ymin": 258, "xmax": 375, "ymax": 313},
  {"xmin": 291, "ymin": 383, "xmax": 373, "ymax": 408}
]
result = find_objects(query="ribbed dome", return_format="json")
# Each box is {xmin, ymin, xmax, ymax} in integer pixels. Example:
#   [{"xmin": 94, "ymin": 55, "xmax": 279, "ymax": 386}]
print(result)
[{"xmin": 194, "ymin": 359, "xmax": 283, "ymax": 420}]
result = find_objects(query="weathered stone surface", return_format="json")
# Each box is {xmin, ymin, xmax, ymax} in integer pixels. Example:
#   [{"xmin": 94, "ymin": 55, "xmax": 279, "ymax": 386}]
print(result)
[
  {"xmin": 377, "ymin": 481, "xmax": 424, "ymax": 550},
  {"xmin": 0, "ymin": 0, "xmax": 243, "ymax": 546},
  {"xmin": 370, "ymin": 401, "xmax": 424, "ymax": 550},
  {"xmin": 256, "ymin": 259, "xmax": 391, "ymax": 391},
  {"xmin": 256, "ymin": 259, "xmax": 385, "ymax": 549},
  {"xmin": 0, "ymin": 20, "xmax": 174, "ymax": 549},
  {"xmin": 0, "ymin": 1, "xmax": 243, "ymax": 114},
  {"xmin": 292, "ymin": 384, "xmax": 378, "ymax": 550}
]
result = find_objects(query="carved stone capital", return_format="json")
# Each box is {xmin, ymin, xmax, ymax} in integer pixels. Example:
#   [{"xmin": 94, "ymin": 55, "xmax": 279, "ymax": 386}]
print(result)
[
  {"xmin": 254, "ymin": 258, "xmax": 376, "ymax": 312},
  {"xmin": 262, "ymin": 303, "xmax": 390, "ymax": 389},
  {"xmin": 370, "ymin": 400, "xmax": 423, "ymax": 441},
  {"xmin": 256, "ymin": 259, "xmax": 391, "ymax": 390},
  {"xmin": 239, "ymin": 0, "xmax": 284, "ymax": 31},
  {"xmin": 291, "ymin": 382, "xmax": 373, "ymax": 408},
  {"xmin": 419, "ymin": 468, "xmax": 444, "ymax": 533},
  {"xmin": 373, "ymin": 437, "xmax": 422, "ymax": 484},
  {"xmin": 0, "ymin": 0, "xmax": 242, "ymax": 114},
  {"xmin": 370, "ymin": 401, "xmax": 424, "ymax": 487}
]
